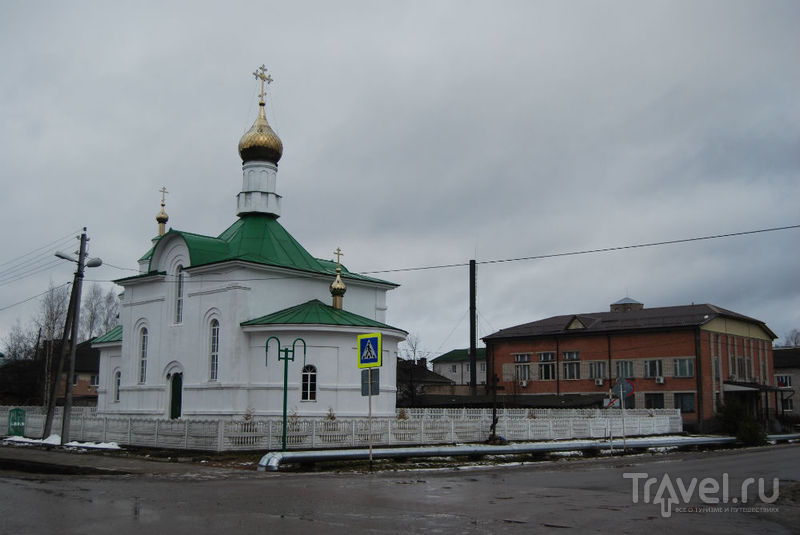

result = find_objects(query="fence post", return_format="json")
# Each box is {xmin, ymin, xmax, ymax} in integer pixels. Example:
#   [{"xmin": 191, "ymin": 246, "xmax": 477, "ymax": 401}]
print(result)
[
  {"xmin": 217, "ymin": 419, "xmax": 224, "ymax": 452},
  {"xmin": 183, "ymin": 420, "xmax": 189, "ymax": 449},
  {"xmin": 154, "ymin": 420, "xmax": 160, "ymax": 447},
  {"xmin": 127, "ymin": 418, "xmax": 132, "ymax": 446},
  {"xmin": 311, "ymin": 419, "xmax": 316, "ymax": 449}
]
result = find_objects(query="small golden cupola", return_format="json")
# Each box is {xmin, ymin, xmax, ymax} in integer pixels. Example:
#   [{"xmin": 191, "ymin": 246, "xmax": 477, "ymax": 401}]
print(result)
[
  {"xmin": 330, "ymin": 247, "xmax": 347, "ymax": 310},
  {"xmin": 238, "ymin": 64, "xmax": 283, "ymax": 165},
  {"xmin": 156, "ymin": 186, "xmax": 169, "ymax": 236}
]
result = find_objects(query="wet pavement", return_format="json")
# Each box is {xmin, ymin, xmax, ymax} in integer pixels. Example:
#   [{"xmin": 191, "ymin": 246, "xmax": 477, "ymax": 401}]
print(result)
[{"xmin": 1, "ymin": 442, "xmax": 799, "ymax": 533}]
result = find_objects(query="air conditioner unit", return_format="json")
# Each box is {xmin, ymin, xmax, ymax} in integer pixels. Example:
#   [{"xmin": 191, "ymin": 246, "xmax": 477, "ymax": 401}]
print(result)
[
  {"xmin": 519, "ymin": 380, "xmax": 527, "ymax": 388},
  {"xmin": 729, "ymin": 374, "xmax": 737, "ymax": 381},
  {"xmin": 655, "ymin": 376, "xmax": 665, "ymax": 384},
  {"xmin": 594, "ymin": 378, "xmax": 604, "ymax": 386}
]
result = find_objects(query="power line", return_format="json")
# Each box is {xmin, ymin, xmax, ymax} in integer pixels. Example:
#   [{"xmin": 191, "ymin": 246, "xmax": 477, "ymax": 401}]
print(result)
[
  {"xmin": 0, "ymin": 281, "xmax": 72, "ymax": 313},
  {"xmin": 360, "ymin": 224, "xmax": 800, "ymax": 274},
  {"xmin": 74, "ymin": 223, "xmax": 800, "ymax": 285},
  {"xmin": 0, "ymin": 230, "xmax": 81, "ymax": 270}
]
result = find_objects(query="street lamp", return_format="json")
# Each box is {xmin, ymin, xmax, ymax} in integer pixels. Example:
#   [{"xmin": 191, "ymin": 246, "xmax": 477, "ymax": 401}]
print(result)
[
  {"xmin": 265, "ymin": 336, "xmax": 306, "ymax": 452},
  {"xmin": 42, "ymin": 228, "xmax": 102, "ymax": 445}
]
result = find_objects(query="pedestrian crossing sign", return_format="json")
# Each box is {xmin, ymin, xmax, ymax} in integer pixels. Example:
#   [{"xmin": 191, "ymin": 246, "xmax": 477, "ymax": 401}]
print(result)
[{"xmin": 357, "ymin": 333, "xmax": 382, "ymax": 368}]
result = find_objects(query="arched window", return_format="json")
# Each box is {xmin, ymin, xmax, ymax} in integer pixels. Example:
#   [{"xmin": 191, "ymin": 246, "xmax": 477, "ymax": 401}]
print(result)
[
  {"xmin": 301, "ymin": 365, "xmax": 317, "ymax": 401},
  {"xmin": 114, "ymin": 371, "xmax": 121, "ymax": 402},
  {"xmin": 209, "ymin": 319, "xmax": 220, "ymax": 381},
  {"xmin": 175, "ymin": 266, "xmax": 185, "ymax": 323},
  {"xmin": 139, "ymin": 328, "xmax": 148, "ymax": 383}
]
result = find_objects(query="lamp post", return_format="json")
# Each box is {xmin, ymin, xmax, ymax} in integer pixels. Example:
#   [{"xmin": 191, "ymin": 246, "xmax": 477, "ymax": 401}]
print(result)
[
  {"xmin": 265, "ymin": 336, "xmax": 306, "ymax": 451},
  {"xmin": 42, "ymin": 228, "xmax": 102, "ymax": 444}
]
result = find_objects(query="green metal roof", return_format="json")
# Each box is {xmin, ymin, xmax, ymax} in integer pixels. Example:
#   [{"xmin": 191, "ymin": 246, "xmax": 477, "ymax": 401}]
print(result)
[
  {"xmin": 431, "ymin": 347, "xmax": 486, "ymax": 363},
  {"xmin": 92, "ymin": 325, "xmax": 123, "ymax": 344},
  {"xmin": 138, "ymin": 214, "xmax": 395, "ymax": 286},
  {"xmin": 242, "ymin": 299, "xmax": 406, "ymax": 333}
]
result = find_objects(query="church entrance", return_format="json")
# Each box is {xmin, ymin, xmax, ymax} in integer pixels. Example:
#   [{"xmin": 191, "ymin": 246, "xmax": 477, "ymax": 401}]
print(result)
[{"xmin": 170, "ymin": 373, "xmax": 183, "ymax": 419}]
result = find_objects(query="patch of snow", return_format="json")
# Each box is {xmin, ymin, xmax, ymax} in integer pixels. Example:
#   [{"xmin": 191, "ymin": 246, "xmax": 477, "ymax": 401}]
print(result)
[{"xmin": 2, "ymin": 435, "xmax": 120, "ymax": 450}]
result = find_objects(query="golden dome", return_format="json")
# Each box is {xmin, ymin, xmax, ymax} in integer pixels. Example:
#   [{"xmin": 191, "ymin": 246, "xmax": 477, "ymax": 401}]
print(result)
[
  {"xmin": 330, "ymin": 269, "xmax": 347, "ymax": 297},
  {"xmin": 156, "ymin": 207, "xmax": 168, "ymax": 224},
  {"xmin": 238, "ymin": 101, "xmax": 283, "ymax": 164}
]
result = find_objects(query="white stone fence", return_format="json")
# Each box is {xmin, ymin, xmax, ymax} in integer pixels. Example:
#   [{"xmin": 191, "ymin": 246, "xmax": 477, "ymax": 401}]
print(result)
[{"xmin": 1, "ymin": 406, "xmax": 682, "ymax": 452}]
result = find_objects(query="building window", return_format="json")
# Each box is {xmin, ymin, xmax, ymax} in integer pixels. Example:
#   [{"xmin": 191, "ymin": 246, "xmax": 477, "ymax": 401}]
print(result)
[
  {"xmin": 736, "ymin": 357, "xmax": 746, "ymax": 379},
  {"xmin": 480, "ymin": 362, "xmax": 486, "ymax": 372},
  {"xmin": 139, "ymin": 327, "xmax": 148, "ymax": 384},
  {"xmin": 645, "ymin": 393, "xmax": 664, "ymax": 409},
  {"xmin": 562, "ymin": 351, "xmax": 580, "ymax": 380},
  {"xmin": 782, "ymin": 397, "xmax": 794, "ymax": 412},
  {"xmin": 674, "ymin": 393, "xmax": 696, "ymax": 413},
  {"xmin": 301, "ymin": 365, "xmax": 317, "ymax": 401},
  {"xmin": 616, "ymin": 360, "xmax": 634, "ymax": 379},
  {"xmin": 114, "ymin": 371, "xmax": 121, "ymax": 402},
  {"xmin": 175, "ymin": 265, "xmax": 184, "ymax": 324},
  {"xmin": 673, "ymin": 358, "xmax": 694, "ymax": 378},
  {"xmin": 451, "ymin": 364, "xmax": 457, "ymax": 373},
  {"xmin": 713, "ymin": 358, "xmax": 720, "ymax": 381},
  {"xmin": 538, "ymin": 352, "xmax": 555, "ymax": 380},
  {"xmin": 514, "ymin": 354, "xmax": 531, "ymax": 363},
  {"xmin": 515, "ymin": 363, "xmax": 530, "ymax": 381},
  {"xmin": 776, "ymin": 375, "xmax": 792, "ymax": 388},
  {"xmin": 209, "ymin": 319, "xmax": 220, "ymax": 381},
  {"xmin": 588, "ymin": 361, "xmax": 607, "ymax": 379},
  {"xmin": 90, "ymin": 375, "xmax": 99, "ymax": 387},
  {"xmin": 643, "ymin": 360, "xmax": 662, "ymax": 378},
  {"xmin": 72, "ymin": 374, "xmax": 78, "ymax": 386}
]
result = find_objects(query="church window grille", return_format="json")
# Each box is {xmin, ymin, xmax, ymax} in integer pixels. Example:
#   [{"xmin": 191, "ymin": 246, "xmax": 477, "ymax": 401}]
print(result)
[
  {"xmin": 175, "ymin": 266, "xmax": 185, "ymax": 323},
  {"xmin": 209, "ymin": 319, "xmax": 220, "ymax": 381},
  {"xmin": 302, "ymin": 365, "xmax": 317, "ymax": 401},
  {"xmin": 139, "ymin": 328, "xmax": 148, "ymax": 384}
]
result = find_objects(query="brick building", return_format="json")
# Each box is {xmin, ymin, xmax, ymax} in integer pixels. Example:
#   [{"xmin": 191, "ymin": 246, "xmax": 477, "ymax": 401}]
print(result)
[
  {"xmin": 483, "ymin": 298, "xmax": 778, "ymax": 431},
  {"xmin": 773, "ymin": 346, "xmax": 800, "ymax": 416},
  {"xmin": 55, "ymin": 340, "xmax": 101, "ymax": 406}
]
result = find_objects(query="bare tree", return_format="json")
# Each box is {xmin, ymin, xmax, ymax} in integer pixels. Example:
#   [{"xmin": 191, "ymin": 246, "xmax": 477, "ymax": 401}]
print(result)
[
  {"xmin": 80, "ymin": 282, "xmax": 105, "ymax": 340},
  {"xmin": 2, "ymin": 320, "xmax": 38, "ymax": 360},
  {"xmin": 34, "ymin": 281, "xmax": 70, "ymax": 341},
  {"xmin": 783, "ymin": 329, "xmax": 800, "ymax": 348},
  {"xmin": 398, "ymin": 334, "xmax": 430, "ymax": 363},
  {"xmin": 100, "ymin": 286, "xmax": 120, "ymax": 334}
]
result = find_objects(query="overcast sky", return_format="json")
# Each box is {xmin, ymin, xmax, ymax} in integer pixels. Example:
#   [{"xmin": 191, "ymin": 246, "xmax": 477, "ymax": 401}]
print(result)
[{"xmin": 1, "ymin": 1, "xmax": 799, "ymax": 357}]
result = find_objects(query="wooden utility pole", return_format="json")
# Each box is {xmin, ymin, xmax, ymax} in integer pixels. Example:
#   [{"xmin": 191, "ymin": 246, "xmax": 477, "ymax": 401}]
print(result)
[{"xmin": 469, "ymin": 259, "xmax": 477, "ymax": 397}]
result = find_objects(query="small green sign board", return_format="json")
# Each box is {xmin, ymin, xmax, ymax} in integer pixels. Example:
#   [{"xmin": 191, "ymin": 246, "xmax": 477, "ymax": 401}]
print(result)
[{"xmin": 7, "ymin": 408, "xmax": 25, "ymax": 436}]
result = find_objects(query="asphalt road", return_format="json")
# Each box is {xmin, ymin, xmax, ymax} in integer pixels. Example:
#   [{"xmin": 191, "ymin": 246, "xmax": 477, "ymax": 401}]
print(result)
[{"xmin": 1, "ymin": 444, "xmax": 798, "ymax": 534}]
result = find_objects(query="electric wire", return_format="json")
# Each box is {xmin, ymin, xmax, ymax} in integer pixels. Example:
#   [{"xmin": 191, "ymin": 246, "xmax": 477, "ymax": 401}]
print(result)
[
  {"xmin": 0, "ymin": 235, "xmax": 79, "ymax": 283},
  {"xmin": 0, "ymin": 229, "xmax": 81, "ymax": 269},
  {"xmin": 0, "ymin": 281, "xmax": 71, "ymax": 313},
  {"xmin": 360, "ymin": 224, "xmax": 800, "ymax": 274}
]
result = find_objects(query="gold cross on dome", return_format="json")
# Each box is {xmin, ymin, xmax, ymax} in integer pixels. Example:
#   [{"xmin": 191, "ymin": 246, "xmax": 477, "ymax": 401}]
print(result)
[
  {"xmin": 333, "ymin": 247, "xmax": 343, "ymax": 266},
  {"xmin": 252, "ymin": 64, "xmax": 274, "ymax": 101},
  {"xmin": 159, "ymin": 186, "xmax": 169, "ymax": 205}
]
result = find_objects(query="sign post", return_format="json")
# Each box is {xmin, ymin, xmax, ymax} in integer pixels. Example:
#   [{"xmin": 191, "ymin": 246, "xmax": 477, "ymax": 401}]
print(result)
[
  {"xmin": 357, "ymin": 333, "xmax": 382, "ymax": 469},
  {"xmin": 608, "ymin": 379, "xmax": 635, "ymax": 451}
]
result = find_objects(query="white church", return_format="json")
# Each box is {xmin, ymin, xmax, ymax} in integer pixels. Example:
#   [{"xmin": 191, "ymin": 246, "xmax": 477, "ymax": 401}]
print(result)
[{"xmin": 93, "ymin": 66, "xmax": 406, "ymax": 419}]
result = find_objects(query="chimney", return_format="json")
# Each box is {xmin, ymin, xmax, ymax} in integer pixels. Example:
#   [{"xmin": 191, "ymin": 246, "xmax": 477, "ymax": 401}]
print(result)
[{"xmin": 610, "ymin": 297, "xmax": 644, "ymax": 313}]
